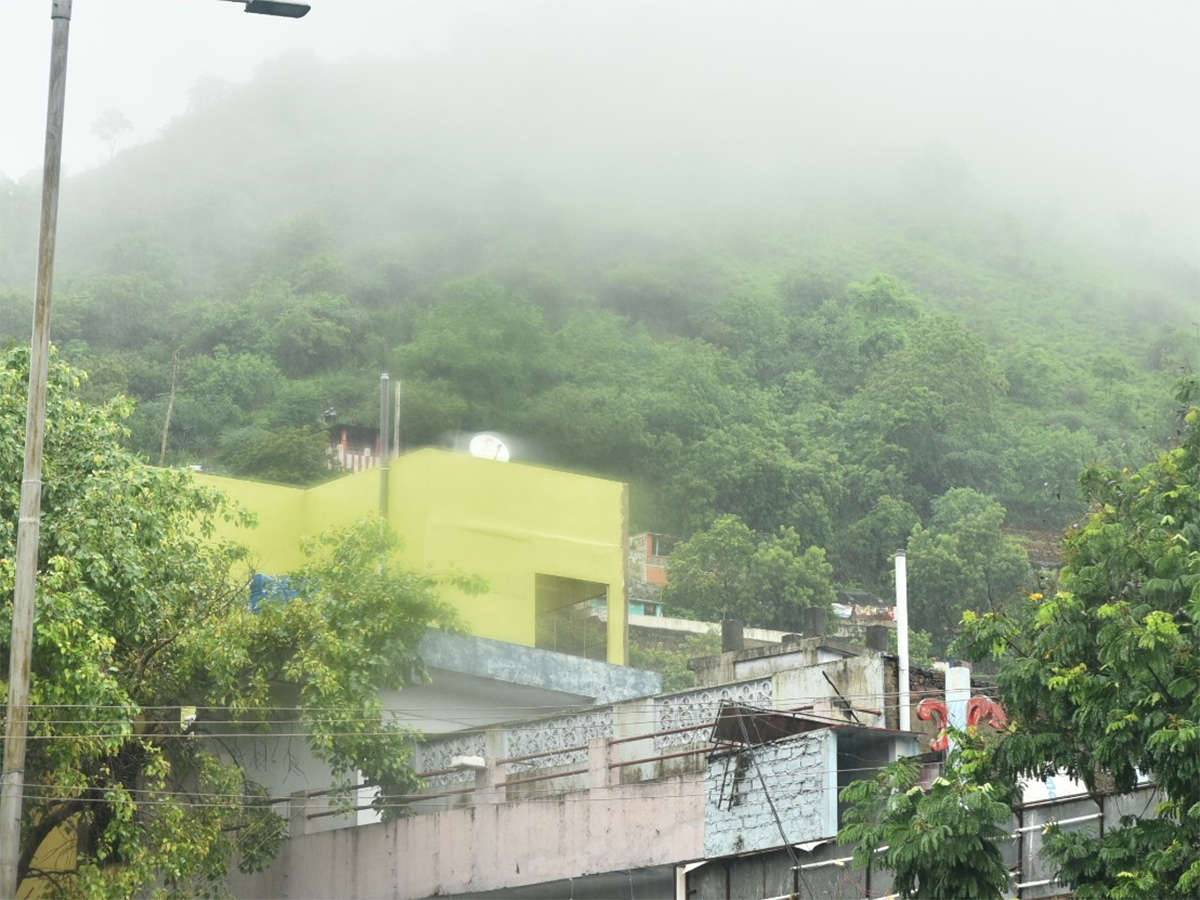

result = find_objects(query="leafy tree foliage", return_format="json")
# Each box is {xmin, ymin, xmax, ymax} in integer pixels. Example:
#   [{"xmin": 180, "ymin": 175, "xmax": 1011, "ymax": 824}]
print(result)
[
  {"xmin": 688, "ymin": 287, "xmax": 790, "ymax": 380},
  {"xmin": 596, "ymin": 259, "xmax": 726, "ymax": 335},
  {"xmin": 985, "ymin": 414, "xmax": 1099, "ymax": 527},
  {"xmin": 396, "ymin": 277, "xmax": 558, "ymax": 426},
  {"xmin": 635, "ymin": 339, "xmax": 749, "ymax": 446},
  {"xmin": 959, "ymin": 382, "xmax": 1200, "ymax": 898},
  {"xmin": 839, "ymin": 733, "xmax": 1016, "ymax": 899},
  {"xmin": 0, "ymin": 348, "xmax": 460, "ymax": 898},
  {"xmin": 628, "ymin": 629, "xmax": 722, "ymax": 692},
  {"xmin": 268, "ymin": 292, "xmax": 364, "ymax": 378},
  {"xmin": 216, "ymin": 425, "xmax": 331, "ymax": 484},
  {"xmin": 660, "ymin": 515, "xmax": 836, "ymax": 631},
  {"xmin": 669, "ymin": 426, "xmax": 807, "ymax": 535},
  {"xmin": 832, "ymin": 494, "xmax": 920, "ymax": 590},
  {"xmin": 54, "ymin": 274, "xmax": 175, "ymax": 353},
  {"xmin": 1, "ymin": 57, "xmax": 1189, "ymax": 609},
  {"xmin": 844, "ymin": 312, "xmax": 1008, "ymax": 502},
  {"xmin": 515, "ymin": 383, "xmax": 654, "ymax": 472},
  {"xmin": 907, "ymin": 489, "xmax": 1032, "ymax": 652}
]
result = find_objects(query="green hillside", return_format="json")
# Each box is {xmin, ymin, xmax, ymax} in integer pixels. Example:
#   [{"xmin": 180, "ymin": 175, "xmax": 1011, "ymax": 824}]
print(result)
[{"xmin": 1, "ymin": 54, "xmax": 1196, "ymax": 644}]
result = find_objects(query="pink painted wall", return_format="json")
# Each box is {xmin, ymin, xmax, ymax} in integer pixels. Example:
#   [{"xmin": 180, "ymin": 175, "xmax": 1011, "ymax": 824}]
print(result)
[{"xmin": 230, "ymin": 775, "xmax": 704, "ymax": 899}]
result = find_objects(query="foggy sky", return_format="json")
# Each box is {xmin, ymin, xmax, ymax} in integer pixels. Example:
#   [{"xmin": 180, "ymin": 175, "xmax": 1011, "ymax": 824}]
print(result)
[{"xmin": 1, "ymin": 1, "xmax": 1197, "ymax": 260}]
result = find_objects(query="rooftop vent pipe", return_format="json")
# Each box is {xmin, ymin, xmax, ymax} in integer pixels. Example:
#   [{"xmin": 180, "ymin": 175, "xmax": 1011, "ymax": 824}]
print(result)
[
  {"xmin": 721, "ymin": 619, "xmax": 744, "ymax": 653},
  {"xmin": 896, "ymin": 550, "xmax": 910, "ymax": 733},
  {"xmin": 379, "ymin": 374, "xmax": 390, "ymax": 516}
]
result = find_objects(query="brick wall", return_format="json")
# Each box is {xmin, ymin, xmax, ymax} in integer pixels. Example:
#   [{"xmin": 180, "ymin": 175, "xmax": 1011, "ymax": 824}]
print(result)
[{"xmin": 704, "ymin": 730, "xmax": 833, "ymax": 857}]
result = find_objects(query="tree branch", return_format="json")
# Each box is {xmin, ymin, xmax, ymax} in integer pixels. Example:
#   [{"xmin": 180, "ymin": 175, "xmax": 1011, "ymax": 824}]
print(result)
[{"xmin": 18, "ymin": 797, "xmax": 85, "ymax": 887}]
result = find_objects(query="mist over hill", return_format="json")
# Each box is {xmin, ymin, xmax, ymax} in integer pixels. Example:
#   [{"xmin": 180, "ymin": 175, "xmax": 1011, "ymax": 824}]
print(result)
[
  {"xmin": 2, "ymin": 50, "xmax": 1192, "ymax": 316},
  {"xmin": 3, "ymin": 2, "xmax": 1198, "ymax": 285}
]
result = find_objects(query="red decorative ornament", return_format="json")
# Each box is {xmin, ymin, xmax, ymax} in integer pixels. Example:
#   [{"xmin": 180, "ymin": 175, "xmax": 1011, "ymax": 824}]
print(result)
[
  {"xmin": 916, "ymin": 698, "xmax": 951, "ymax": 751},
  {"xmin": 966, "ymin": 696, "xmax": 1008, "ymax": 730},
  {"xmin": 915, "ymin": 696, "xmax": 1007, "ymax": 752}
]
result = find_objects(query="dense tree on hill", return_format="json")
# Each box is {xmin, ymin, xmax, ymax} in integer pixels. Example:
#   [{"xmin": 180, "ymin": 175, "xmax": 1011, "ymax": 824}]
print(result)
[
  {"xmin": 981, "ymin": 414, "xmax": 1101, "ymax": 528},
  {"xmin": 0, "ymin": 56, "xmax": 1191, "ymax": 590},
  {"xmin": 843, "ymin": 312, "xmax": 1008, "ymax": 503},
  {"xmin": 660, "ymin": 514, "xmax": 836, "ymax": 631},
  {"xmin": 667, "ymin": 425, "xmax": 830, "ymax": 537},
  {"xmin": 396, "ymin": 277, "xmax": 558, "ymax": 427},
  {"xmin": 906, "ymin": 488, "xmax": 1032, "ymax": 652},
  {"xmin": 217, "ymin": 425, "xmax": 331, "ymax": 485},
  {"xmin": 831, "ymin": 494, "xmax": 921, "ymax": 591},
  {"xmin": 794, "ymin": 274, "xmax": 922, "ymax": 397},
  {"xmin": 516, "ymin": 383, "xmax": 654, "ymax": 472},
  {"xmin": 688, "ymin": 287, "xmax": 791, "ymax": 380}
]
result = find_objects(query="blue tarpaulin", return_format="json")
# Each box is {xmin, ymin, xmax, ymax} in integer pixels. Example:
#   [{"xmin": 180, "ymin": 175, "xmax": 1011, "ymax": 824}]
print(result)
[{"xmin": 249, "ymin": 573, "xmax": 297, "ymax": 612}]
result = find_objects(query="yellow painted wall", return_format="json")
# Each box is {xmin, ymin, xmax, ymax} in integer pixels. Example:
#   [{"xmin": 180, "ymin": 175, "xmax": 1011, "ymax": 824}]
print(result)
[
  {"xmin": 196, "ymin": 450, "xmax": 628, "ymax": 664},
  {"xmin": 18, "ymin": 823, "xmax": 76, "ymax": 898}
]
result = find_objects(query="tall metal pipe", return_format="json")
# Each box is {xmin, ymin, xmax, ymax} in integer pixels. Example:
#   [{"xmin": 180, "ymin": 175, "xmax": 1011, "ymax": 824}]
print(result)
[
  {"xmin": 379, "ymin": 373, "xmax": 390, "ymax": 517},
  {"xmin": 945, "ymin": 666, "xmax": 971, "ymax": 755},
  {"xmin": 392, "ymin": 379, "xmax": 401, "ymax": 459},
  {"xmin": 895, "ymin": 549, "xmax": 911, "ymax": 733},
  {"xmin": 1, "ymin": 3, "xmax": 72, "ymax": 894}
]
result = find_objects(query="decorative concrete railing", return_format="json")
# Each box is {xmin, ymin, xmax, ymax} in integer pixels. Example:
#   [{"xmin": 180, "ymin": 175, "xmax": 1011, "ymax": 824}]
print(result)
[
  {"xmin": 282, "ymin": 676, "xmax": 838, "ymax": 836},
  {"xmin": 287, "ymin": 729, "xmax": 719, "ymax": 837},
  {"xmin": 284, "ymin": 687, "xmax": 751, "ymax": 835},
  {"xmin": 654, "ymin": 679, "xmax": 773, "ymax": 749},
  {"xmin": 415, "ymin": 732, "xmax": 488, "ymax": 788},
  {"xmin": 503, "ymin": 707, "xmax": 614, "ymax": 772},
  {"xmin": 280, "ymin": 652, "xmax": 895, "ymax": 836}
]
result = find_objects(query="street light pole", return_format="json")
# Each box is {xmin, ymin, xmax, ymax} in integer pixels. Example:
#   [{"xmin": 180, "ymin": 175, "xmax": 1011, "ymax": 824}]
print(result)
[
  {"xmin": 0, "ymin": 2, "xmax": 308, "ymax": 895},
  {"xmin": 0, "ymin": 1, "xmax": 72, "ymax": 895}
]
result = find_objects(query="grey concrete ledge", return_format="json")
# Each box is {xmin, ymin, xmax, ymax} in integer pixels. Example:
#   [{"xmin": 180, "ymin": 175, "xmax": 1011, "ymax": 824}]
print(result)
[{"xmin": 419, "ymin": 630, "xmax": 662, "ymax": 703}]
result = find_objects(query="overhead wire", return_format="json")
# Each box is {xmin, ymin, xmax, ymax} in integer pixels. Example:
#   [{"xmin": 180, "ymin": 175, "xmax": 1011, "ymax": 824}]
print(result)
[
  {"xmin": 8, "ymin": 714, "xmax": 888, "ymax": 740},
  {"xmin": 735, "ymin": 710, "xmax": 816, "ymax": 899},
  {"xmin": 7, "ymin": 679, "xmax": 959, "ymax": 848},
  {"xmin": 2, "ymin": 684, "xmax": 952, "ymax": 740},
  {"xmin": 11, "ymin": 762, "xmax": 913, "ymax": 805},
  {"xmin": 5, "ymin": 683, "xmax": 953, "ymax": 712}
]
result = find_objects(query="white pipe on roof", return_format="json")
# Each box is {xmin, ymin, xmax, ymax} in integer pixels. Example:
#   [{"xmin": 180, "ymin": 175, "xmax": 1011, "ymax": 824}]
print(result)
[{"xmin": 896, "ymin": 550, "xmax": 910, "ymax": 734}]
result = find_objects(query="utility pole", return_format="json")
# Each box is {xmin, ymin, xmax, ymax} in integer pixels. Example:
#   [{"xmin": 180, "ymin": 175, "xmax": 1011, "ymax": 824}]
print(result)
[
  {"xmin": 1, "ymin": 3, "xmax": 71, "ymax": 896},
  {"xmin": 1, "ymin": 4, "xmax": 309, "ymax": 895}
]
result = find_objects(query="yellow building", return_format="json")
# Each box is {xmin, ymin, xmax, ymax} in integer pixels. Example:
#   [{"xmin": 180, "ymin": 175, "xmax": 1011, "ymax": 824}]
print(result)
[{"xmin": 196, "ymin": 449, "xmax": 630, "ymax": 664}]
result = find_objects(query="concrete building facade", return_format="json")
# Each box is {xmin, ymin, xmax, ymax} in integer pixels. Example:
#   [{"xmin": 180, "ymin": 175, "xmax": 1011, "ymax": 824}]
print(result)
[
  {"xmin": 197, "ymin": 449, "xmax": 631, "ymax": 664},
  {"xmin": 225, "ymin": 633, "xmax": 1149, "ymax": 899},
  {"xmin": 227, "ymin": 635, "xmax": 916, "ymax": 898}
]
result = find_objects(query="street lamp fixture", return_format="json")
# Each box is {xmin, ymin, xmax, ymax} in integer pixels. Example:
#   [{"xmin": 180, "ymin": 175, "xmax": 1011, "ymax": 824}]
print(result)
[
  {"xmin": 238, "ymin": 0, "xmax": 311, "ymax": 17},
  {"xmin": 0, "ymin": 2, "xmax": 309, "ymax": 895}
]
